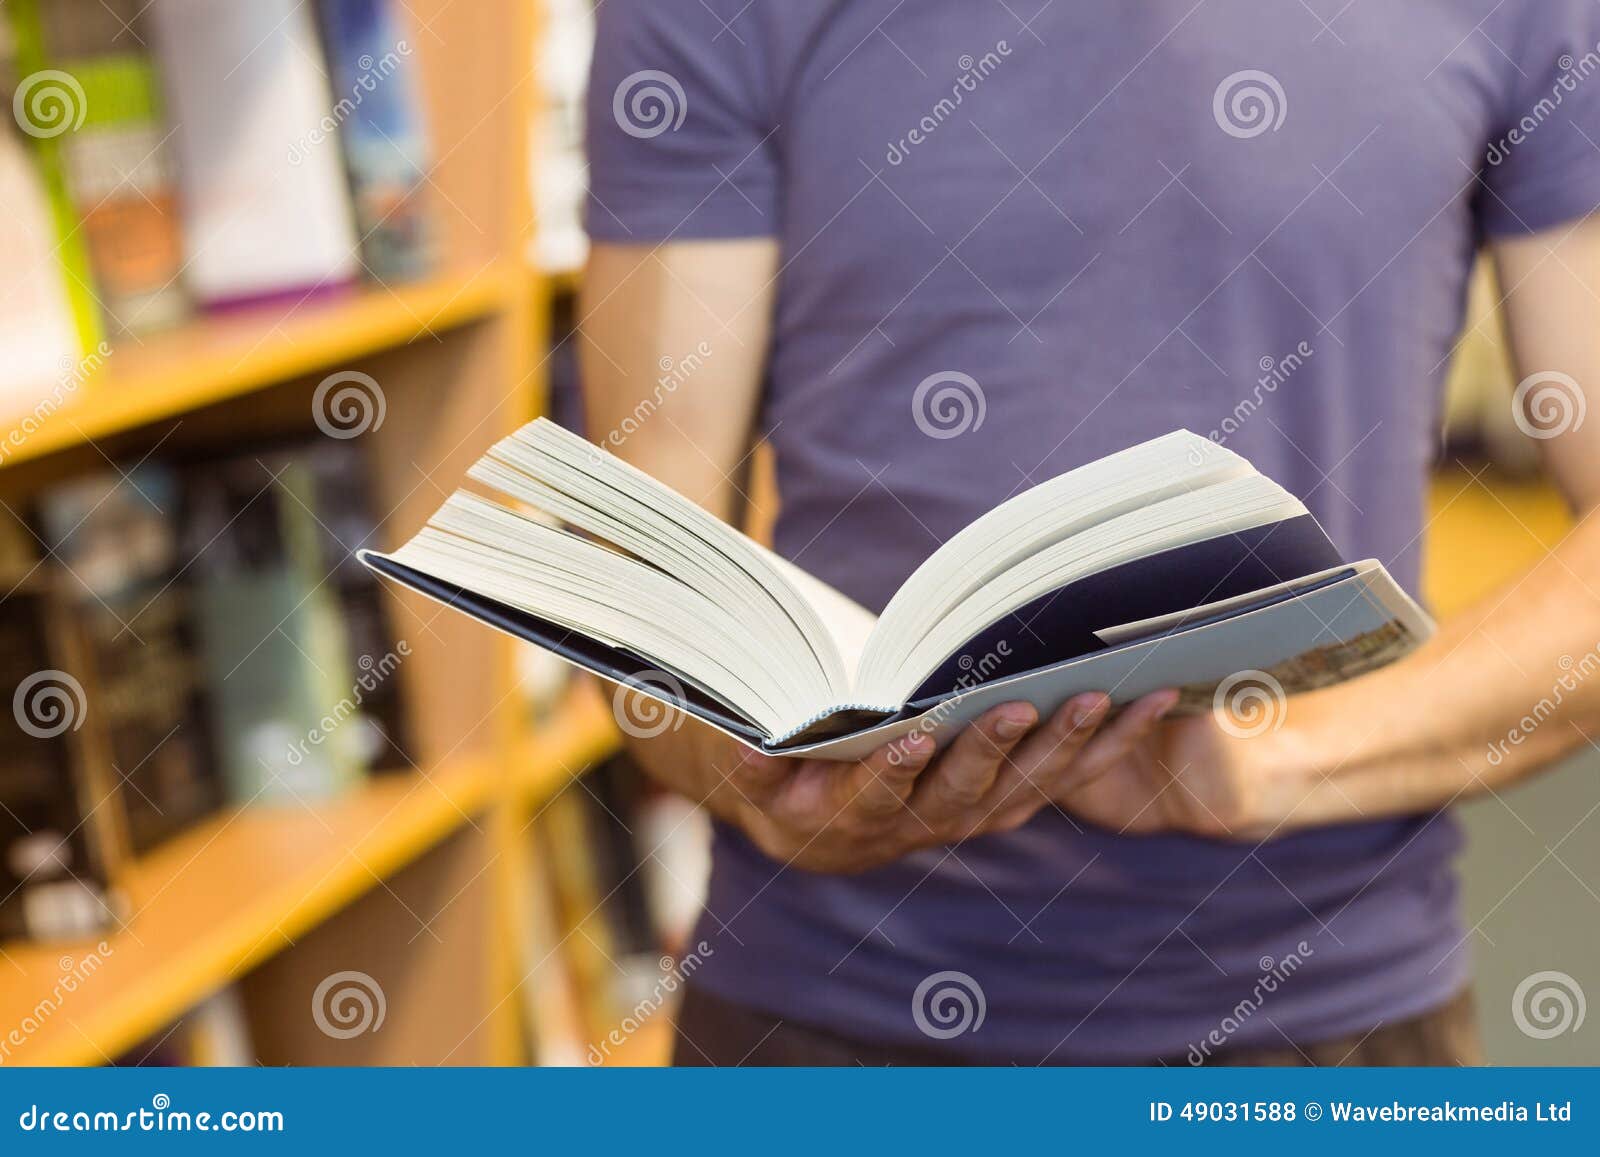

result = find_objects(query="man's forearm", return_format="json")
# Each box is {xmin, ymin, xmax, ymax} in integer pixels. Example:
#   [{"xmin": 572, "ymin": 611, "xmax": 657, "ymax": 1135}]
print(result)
[
  {"xmin": 1279, "ymin": 511, "xmax": 1600, "ymax": 826},
  {"xmin": 622, "ymin": 724, "xmax": 760, "ymax": 827}
]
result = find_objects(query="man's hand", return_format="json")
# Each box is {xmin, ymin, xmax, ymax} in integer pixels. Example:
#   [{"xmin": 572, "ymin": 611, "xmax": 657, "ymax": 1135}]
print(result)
[
  {"xmin": 1049, "ymin": 707, "xmax": 1310, "ymax": 842},
  {"xmin": 740, "ymin": 692, "xmax": 1185, "ymax": 873},
  {"xmin": 634, "ymin": 689, "xmax": 1180, "ymax": 874}
]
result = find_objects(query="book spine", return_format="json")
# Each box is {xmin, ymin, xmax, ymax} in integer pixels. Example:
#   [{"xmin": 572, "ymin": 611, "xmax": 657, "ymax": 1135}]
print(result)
[
  {"xmin": 55, "ymin": 47, "xmax": 191, "ymax": 335},
  {"xmin": 6, "ymin": 0, "xmax": 104, "ymax": 355},
  {"xmin": 317, "ymin": 0, "xmax": 437, "ymax": 283}
]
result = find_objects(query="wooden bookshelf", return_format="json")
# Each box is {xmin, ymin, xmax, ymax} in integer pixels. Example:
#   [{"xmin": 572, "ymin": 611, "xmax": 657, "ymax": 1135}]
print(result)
[
  {"xmin": 0, "ymin": 684, "xmax": 614, "ymax": 1068},
  {"xmin": 0, "ymin": 0, "xmax": 622, "ymax": 1068},
  {"xmin": 0, "ymin": 265, "xmax": 518, "ymax": 470}
]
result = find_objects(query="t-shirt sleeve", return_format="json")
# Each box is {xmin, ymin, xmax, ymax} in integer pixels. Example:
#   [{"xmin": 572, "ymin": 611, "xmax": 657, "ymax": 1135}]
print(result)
[
  {"xmin": 1478, "ymin": 8, "xmax": 1600, "ymax": 236},
  {"xmin": 585, "ymin": 0, "xmax": 778, "ymax": 242}
]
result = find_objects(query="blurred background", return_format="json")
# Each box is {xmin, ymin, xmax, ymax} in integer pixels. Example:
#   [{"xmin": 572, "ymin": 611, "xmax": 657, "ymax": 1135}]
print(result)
[{"xmin": 0, "ymin": 0, "xmax": 1592, "ymax": 1068}]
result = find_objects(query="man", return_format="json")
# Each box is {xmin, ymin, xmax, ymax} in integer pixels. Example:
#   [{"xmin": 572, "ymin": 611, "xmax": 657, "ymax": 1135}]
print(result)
[{"xmin": 580, "ymin": 0, "xmax": 1600, "ymax": 1065}]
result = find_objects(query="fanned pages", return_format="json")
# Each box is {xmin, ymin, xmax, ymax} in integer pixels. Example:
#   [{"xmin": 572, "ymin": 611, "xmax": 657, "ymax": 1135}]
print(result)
[{"xmin": 362, "ymin": 419, "xmax": 1434, "ymax": 756}]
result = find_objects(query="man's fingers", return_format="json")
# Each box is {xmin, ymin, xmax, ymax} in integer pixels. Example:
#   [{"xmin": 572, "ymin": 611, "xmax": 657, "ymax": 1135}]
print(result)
[
  {"xmin": 723, "ymin": 744, "xmax": 792, "ymax": 802},
  {"xmin": 909, "ymin": 702, "xmax": 1037, "ymax": 823},
  {"xmin": 992, "ymin": 693, "xmax": 1110, "ymax": 805},
  {"xmin": 1057, "ymin": 689, "xmax": 1179, "ymax": 795},
  {"xmin": 841, "ymin": 731, "xmax": 935, "ymax": 817}
]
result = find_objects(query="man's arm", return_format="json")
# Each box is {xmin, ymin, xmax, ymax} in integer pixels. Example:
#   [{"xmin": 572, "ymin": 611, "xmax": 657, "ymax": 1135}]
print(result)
[
  {"xmin": 1280, "ymin": 216, "xmax": 1600, "ymax": 822},
  {"xmin": 580, "ymin": 240, "xmax": 1177, "ymax": 872},
  {"xmin": 1081, "ymin": 216, "xmax": 1600, "ymax": 840}
]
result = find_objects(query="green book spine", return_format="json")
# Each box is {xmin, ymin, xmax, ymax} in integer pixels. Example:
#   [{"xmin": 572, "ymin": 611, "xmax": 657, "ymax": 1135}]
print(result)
[{"xmin": 6, "ymin": 0, "xmax": 105, "ymax": 355}]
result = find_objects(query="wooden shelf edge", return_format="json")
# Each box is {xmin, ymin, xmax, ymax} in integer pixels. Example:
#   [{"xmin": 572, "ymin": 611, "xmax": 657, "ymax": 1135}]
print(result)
[
  {"xmin": 1, "ymin": 755, "xmax": 498, "ymax": 1066},
  {"xmin": 0, "ymin": 263, "xmax": 523, "ymax": 470},
  {"xmin": 0, "ymin": 685, "xmax": 617, "ymax": 1067}
]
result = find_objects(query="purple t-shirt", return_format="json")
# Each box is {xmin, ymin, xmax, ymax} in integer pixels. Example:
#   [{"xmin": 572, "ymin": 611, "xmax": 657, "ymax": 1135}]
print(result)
[{"xmin": 587, "ymin": 0, "xmax": 1600, "ymax": 1061}]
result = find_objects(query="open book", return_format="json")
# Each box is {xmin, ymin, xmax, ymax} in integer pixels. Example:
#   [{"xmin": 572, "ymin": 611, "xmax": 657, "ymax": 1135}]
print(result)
[{"xmin": 360, "ymin": 419, "xmax": 1433, "ymax": 760}]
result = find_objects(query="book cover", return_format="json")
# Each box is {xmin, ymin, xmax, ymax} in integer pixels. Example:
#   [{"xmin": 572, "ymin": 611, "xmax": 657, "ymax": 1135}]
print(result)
[
  {"xmin": 317, "ymin": 0, "xmax": 437, "ymax": 283},
  {"xmin": 34, "ymin": 466, "xmax": 222, "ymax": 854},
  {"xmin": 181, "ymin": 453, "xmax": 365, "ymax": 802},
  {"xmin": 4, "ymin": 0, "xmax": 103, "ymax": 354},
  {"xmin": 0, "ymin": 579, "xmax": 124, "ymax": 942},
  {"xmin": 149, "ymin": 0, "xmax": 361, "ymax": 306},
  {"xmin": 38, "ymin": 0, "xmax": 190, "ymax": 336}
]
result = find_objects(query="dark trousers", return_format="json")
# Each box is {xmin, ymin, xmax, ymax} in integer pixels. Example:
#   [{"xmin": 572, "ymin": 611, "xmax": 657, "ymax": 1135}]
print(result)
[{"xmin": 672, "ymin": 984, "xmax": 1483, "ymax": 1067}]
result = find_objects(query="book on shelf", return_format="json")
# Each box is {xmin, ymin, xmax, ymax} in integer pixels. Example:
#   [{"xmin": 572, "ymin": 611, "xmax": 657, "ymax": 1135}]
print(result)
[
  {"xmin": 150, "ymin": 0, "xmax": 361, "ymax": 307},
  {"xmin": 179, "ymin": 450, "xmax": 367, "ymax": 802},
  {"xmin": 2, "ymin": 3, "xmax": 102, "ymax": 361},
  {"xmin": 0, "ymin": 117, "xmax": 84, "ymax": 406},
  {"xmin": 0, "ymin": 576, "xmax": 125, "ymax": 942},
  {"xmin": 34, "ymin": 465, "xmax": 222, "ymax": 856},
  {"xmin": 287, "ymin": 439, "xmax": 415, "ymax": 773},
  {"xmin": 316, "ymin": 0, "xmax": 437, "ymax": 283},
  {"xmin": 22, "ymin": 0, "xmax": 190, "ymax": 337},
  {"xmin": 363, "ymin": 419, "xmax": 1435, "ymax": 760}
]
